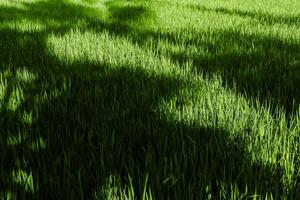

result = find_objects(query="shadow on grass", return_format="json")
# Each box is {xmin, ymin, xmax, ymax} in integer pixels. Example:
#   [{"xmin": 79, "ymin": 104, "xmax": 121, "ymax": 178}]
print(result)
[
  {"xmin": 66, "ymin": 1, "xmax": 300, "ymax": 116},
  {"xmin": 152, "ymin": 29, "xmax": 300, "ymax": 115},
  {"xmin": 0, "ymin": 0, "xmax": 296, "ymax": 199},
  {"xmin": 190, "ymin": 5, "xmax": 300, "ymax": 26},
  {"xmin": 97, "ymin": 3, "xmax": 300, "ymax": 115}
]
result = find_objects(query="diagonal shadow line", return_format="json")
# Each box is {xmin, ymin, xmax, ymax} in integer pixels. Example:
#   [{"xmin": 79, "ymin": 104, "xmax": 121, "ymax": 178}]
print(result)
[
  {"xmin": 190, "ymin": 5, "xmax": 300, "ymax": 26},
  {"xmin": 0, "ymin": 0, "xmax": 298, "ymax": 199},
  {"xmin": 89, "ymin": 16, "xmax": 300, "ymax": 116}
]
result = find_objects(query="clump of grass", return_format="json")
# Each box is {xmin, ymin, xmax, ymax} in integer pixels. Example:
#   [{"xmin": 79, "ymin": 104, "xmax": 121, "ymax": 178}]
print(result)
[{"xmin": 0, "ymin": 0, "xmax": 299, "ymax": 199}]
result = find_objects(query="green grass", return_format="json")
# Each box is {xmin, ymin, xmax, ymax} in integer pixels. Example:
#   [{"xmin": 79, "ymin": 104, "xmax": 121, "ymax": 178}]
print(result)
[{"xmin": 0, "ymin": 0, "xmax": 299, "ymax": 199}]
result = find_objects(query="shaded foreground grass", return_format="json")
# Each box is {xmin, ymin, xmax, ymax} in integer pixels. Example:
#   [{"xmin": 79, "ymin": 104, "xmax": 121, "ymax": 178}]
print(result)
[{"xmin": 0, "ymin": 0, "xmax": 300, "ymax": 199}]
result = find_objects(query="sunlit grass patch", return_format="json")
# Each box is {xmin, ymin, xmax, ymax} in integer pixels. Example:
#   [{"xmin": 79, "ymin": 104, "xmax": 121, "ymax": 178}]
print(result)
[
  {"xmin": 0, "ymin": 0, "xmax": 300, "ymax": 199},
  {"xmin": 46, "ymin": 29, "xmax": 177, "ymax": 75}
]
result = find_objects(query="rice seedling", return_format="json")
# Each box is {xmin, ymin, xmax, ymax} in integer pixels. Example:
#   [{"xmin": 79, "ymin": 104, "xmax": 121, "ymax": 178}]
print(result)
[{"xmin": 0, "ymin": 0, "xmax": 299, "ymax": 199}]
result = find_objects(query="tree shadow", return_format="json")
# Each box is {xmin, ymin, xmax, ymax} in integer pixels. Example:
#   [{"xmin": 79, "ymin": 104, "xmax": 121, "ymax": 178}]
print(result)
[
  {"xmin": 94, "ymin": 3, "xmax": 300, "ymax": 116},
  {"xmin": 0, "ymin": 0, "xmax": 296, "ymax": 199},
  {"xmin": 159, "ymin": 29, "xmax": 300, "ymax": 115},
  {"xmin": 75, "ymin": 1, "xmax": 300, "ymax": 115},
  {"xmin": 0, "ymin": 66, "xmax": 285, "ymax": 199},
  {"xmin": 190, "ymin": 5, "xmax": 300, "ymax": 26}
]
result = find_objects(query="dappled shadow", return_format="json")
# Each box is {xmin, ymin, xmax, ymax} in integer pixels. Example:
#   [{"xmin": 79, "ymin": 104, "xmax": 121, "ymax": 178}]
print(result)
[
  {"xmin": 95, "ymin": 3, "xmax": 300, "ymax": 115},
  {"xmin": 151, "ymin": 29, "xmax": 300, "ymax": 114},
  {"xmin": 190, "ymin": 5, "xmax": 300, "ymax": 26},
  {"xmin": 0, "ymin": 0, "xmax": 297, "ymax": 199},
  {"xmin": 0, "ymin": 65, "xmax": 285, "ymax": 198}
]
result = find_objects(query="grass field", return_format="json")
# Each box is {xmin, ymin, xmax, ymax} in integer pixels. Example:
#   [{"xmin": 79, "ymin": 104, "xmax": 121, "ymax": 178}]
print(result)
[{"xmin": 0, "ymin": 0, "xmax": 299, "ymax": 199}]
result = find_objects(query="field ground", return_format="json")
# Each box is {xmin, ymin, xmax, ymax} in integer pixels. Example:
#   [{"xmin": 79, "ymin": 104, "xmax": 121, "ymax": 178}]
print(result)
[{"xmin": 0, "ymin": 0, "xmax": 300, "ymax": 199}]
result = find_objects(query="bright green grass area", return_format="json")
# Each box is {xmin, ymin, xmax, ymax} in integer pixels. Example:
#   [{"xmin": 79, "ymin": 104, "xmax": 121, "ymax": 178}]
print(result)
[{"xmin": 0, "ymin": 0, "xmax": 300, "ymax": 199}]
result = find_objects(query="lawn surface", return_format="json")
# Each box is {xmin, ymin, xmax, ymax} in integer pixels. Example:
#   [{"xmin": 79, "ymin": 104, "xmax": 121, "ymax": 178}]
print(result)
[{"xmin": 0, "ymin": 0, "xmax": 300, "ymax": 199}]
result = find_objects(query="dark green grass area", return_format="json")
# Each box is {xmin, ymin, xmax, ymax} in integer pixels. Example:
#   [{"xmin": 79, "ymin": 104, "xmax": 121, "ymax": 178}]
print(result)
[
  {"xmin": 87, "ymin": 1, "xmax": 300, "ymax": 115},
  {"xmin": 0, "ymin": 0, "xmax": 300, "ymax": 199}
]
